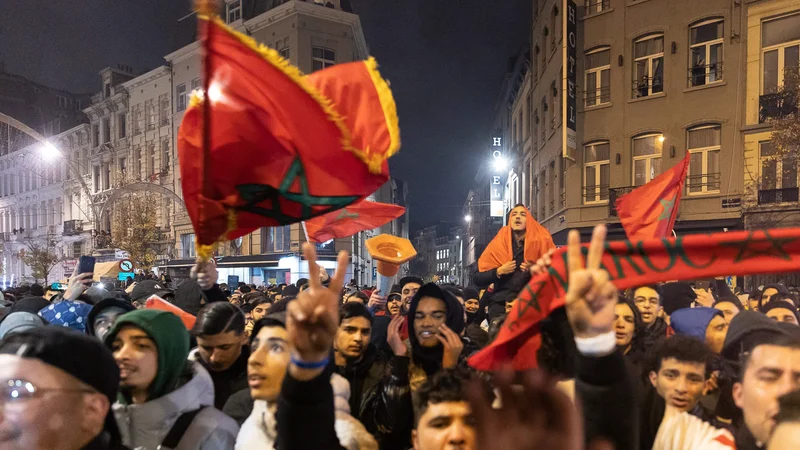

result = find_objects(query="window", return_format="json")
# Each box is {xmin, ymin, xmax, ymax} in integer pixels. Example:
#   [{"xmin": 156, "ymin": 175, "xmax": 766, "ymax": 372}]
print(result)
[
  {"xmin": 103, "ymin": 118, "xmax": 111, "ymax": 143},
  {"xmin": 57, "ymin": 95, "xmax": 67, "ymax": 108},
  {"xmin": 132, "ymin": 104, "xmax": 142, "ymax": 135},
  {"xmin": 689, "ymin": 20, "xmax": 724, "ymax": 87},
  {"xmin": 533, "ymin": 46, "xmax": 539, "ymax": 81},
  {"xmin": 103, "ymin": 163, "xmax": 111, "ymax": 190},
  {"xmin": 541, "ymin": 29, "xmax": 548, "ymax": 71},
  {"xmin": 551, "ymin": 81, "xmax": 560, "ymax": 127},
  {"xmin": 93, "ymin": 165, "xmax": 101, "ymax": 192},
  {"xmin": 312, "ymin": 47, "xmax": 336, "ymax": 71},
  {"xmin": 761, "ymin": 13, "xmax": 800, "ymax": 94},
  {"xmin": 181, "ymin": 233, "xmax": 196, "ymax": 258},
  {"xmin": 533, "ymin": 109, "xmax": 540, "ymax": 147},
  {"xmin": 149, "ymin": 144, "xmax": 156, "ymax": 176},
  {"xmin": 540, "ymin": 97, "xmax": 548, "ymax": 141},
  {"xmin": 584, "ymin": 0, "xmax": 609, "ymax": 15},
  {"xmin": 118, "ymin": 113, "xmax": 126, "ymax": 139},
  {"xmin": 539, "ymin": 169, "xmax": 547, "ymax": 219},
  {"xmin": 687, "ymin": 125, "xmax": 721, "ymax": 194},
  {"xmin": 119, "ymin": 157, "xmax": 127, "ymax": 177},
  {"xmin": 585, "ymin": 47, "xmax": 611, "ymax": 106},
  {"xmin": 584, "ymin": 141, "xmax": 609, "ymax": 203},
  {"xmin": 551, "ymin": 6, "xmax": 560, "ymax": 51},
  {"xmin": 162, "ymin": 140, "xmax": 170, "ymax": 170},
  {"xmin": 146, "ymin": 100, "xmax": 156, "ymax": 131},
  {"xmin": 92, "ymin": 124, "xmax": 100, "ymax": 147},
  {"xmin": 632, "ymin": 134, "xmax": 664, "ymax": 186},
  {"xmin": 226, "ymin": 0, "xmax": 242, "ymax": 23},
  {"xmin": 191, "ymin": 78, "xmax": 201, "ymax": 93},
  {"xmin": 135, "ymin": 146, "xmax": 143, "ymax": 179},
  {"xmin": 158, "ymin": 94, "xmax": 169, "ymax": 126},
  {"xmin": 104, "ymin": 83, "xmax": 111, "ymax": 98},
  {"xmin": 759, "ymin": 141, "xmax": 798, "ymax": 204},
  {"xmin": 263, "ymin": 225, "xmax": 291, "ymax": 253},
  {"xmin": 525, "ymin": 94, "xmax": 531, "ymax": 139},
  {"xmin": 633, "ymin": 35, "xmax": 664, "ymax": 97},
  {"xmin": 176, "ymin": 84, "xmax": 187, "ymax": 112}
]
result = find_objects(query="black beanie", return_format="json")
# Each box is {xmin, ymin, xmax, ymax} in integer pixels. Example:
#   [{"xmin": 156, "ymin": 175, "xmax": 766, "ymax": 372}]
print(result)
[
  {"xmin": 761, "ymin": 300, "xmax": 800, "ymax": 324},
  {"xmin": 660, "ymin": 282, "xmax": 697, "ymax": 315}
]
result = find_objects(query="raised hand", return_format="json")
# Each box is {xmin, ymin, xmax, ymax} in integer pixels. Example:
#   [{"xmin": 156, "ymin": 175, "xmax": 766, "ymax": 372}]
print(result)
[
  {"xmin": 368, "ymin": 289, "xmax": 387, "ymax": 311},
  {"xmin": 529, "ymin": 248, "xmax": 557, "ymax": 276},
  {"xmin": 191, "ymin": 258, "xmax": 218, "ymax": 290},
  {"xmin": 565, "ymin": 225, "xmax": 618, "ymax": 339},
  {"xmin": 438, "ymin": 323, "xmax": 464, "ymax": 369},
  {"xmin": 287, "ymin": 243, "xmax": 349, "ymax": 380},
  {"xmin": 387, "ymin": 314, "xmax": 407, "ymax": 357},
  {"xmin": 467, "ymin": 367, "xmax": 614, "ymax": 450}
]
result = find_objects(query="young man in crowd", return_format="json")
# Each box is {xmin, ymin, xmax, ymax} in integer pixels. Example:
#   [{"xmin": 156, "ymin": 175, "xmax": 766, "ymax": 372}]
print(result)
[
  {"xmin": 191, "ymin": 302, "xmax": 250, "ymax": 410},
  {"xmin": 333, "ymin": 302, "xmax": 413, "ymax": 449},
  {"xmin": 412, "ymin": 369, "xmax": 476, "ymax": 450},
  {"xmin": 761, "ymin": 301, "xmax": 800, "ymax": 326},
  {"xmin": 399, "ymin": 276, "xmax": 424, "ymax": 314},
  {"xmin": 0, "ymin": 326, "xmax": 127, "ymax": 450},
  {"xmin": 669, "ymin": 307, "xmax": 729, "ymax": 354},
  {"xmin": 632, "ymin": 284, "xmax": 669, "ymax": 343}
]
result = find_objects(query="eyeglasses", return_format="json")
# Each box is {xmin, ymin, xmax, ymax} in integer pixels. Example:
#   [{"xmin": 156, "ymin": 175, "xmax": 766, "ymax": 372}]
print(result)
[{"xmin": 0, "ymin": 379, "xmax": 96, "ymax": 403}]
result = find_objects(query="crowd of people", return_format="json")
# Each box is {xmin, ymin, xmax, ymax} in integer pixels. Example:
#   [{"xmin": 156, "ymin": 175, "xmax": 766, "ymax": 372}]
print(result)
[{"xmin": 0, "ymin": 205, "xmax": 798, "ymax": 449}]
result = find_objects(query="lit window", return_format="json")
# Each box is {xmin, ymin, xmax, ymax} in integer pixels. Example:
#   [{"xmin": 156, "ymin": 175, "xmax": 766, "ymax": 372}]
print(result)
[
  {"xmin": 585, "ymin": 47, "xmax": 610, "ymax": 106},
  {"xmin": 687, "ymin": 125, "xmax": 721, "ymax": 194},
  {"xmin": 176, "ymin": 84, "xmax": 187, "ymax": 112},
  {"xmin": 689, "ymin": 19, "xmax": 724, "ymax": 87},
  {"xmin": 758, "ymin": 141, "xmax": 798, "ymax": 204},
  {"xmin": 761, "ymin": 13, "xmax": 800, "ymax": 95},
  {"xmin": 633, "ymin": 35, "xmax": 664, "ymax": 98},
  {"xmin": 632, "ymin": 134, "xmax": 664, "ymax": 186}
]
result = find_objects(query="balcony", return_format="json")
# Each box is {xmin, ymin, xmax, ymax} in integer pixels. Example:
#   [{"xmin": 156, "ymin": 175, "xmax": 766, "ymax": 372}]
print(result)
[
  {"xmin": 688, "ymin": 63, "xmax": 723, "ymax": 87},
  {"xmin": 609, "ymin": 186, "xmax": 636, "ymax": 216},
  {"xmin": 759, "ymin": 91, "xmax": 797, "ymax": 123},
  {"xmin": 632, "ymin": 76, "xmax": 663, "ymax": 98},
  {"xmin": 758, "ymin": 187, "xmax": 799, "ymax": 205},
  {"xmin": 63, "ymin": 219, "xmax": 84, "ymax": 236},
  {"xmin": 581, "ymin": 0, "xmax": 610, "ymax": 17}
]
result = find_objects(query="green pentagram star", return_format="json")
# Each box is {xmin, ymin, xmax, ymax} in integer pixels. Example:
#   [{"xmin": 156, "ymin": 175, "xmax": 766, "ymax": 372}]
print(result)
[
  {"xmin": 719, "ymin": 230, "xmax": 797, "ymax": 263},
  {"xmin": 235, "ymin": 158, "xmax": 360, "ymax": 223},
  {"xmin": 657, "ymin": 196, "xmax": 676, "ymax": 221},
  {"xmin": 336, "ymin": 209, "xmax": 360, "ymax": 220}
]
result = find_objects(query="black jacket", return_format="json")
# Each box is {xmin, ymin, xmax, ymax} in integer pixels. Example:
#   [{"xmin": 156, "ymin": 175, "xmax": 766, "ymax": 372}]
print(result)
[
  {"xmin": 195, "ymin": 345, "xmax": 250, "ymax": 409},
  {"xmin": 335, "ymin": 345, "xmax": 413, "ymax": 450},
  {"xmin": 277, "ymin": 365, "xmax": 345, "ymax": 450},
  {"xmin": 473, "ymin": 238, "xmax": 530, "ymax": 319},
  {"xmin": 576, "ymin": 350, "xmax": 639, "ymax": 450},
  {"xmin": 222, "ymin": 388, "xmax": 254, "ymax": 426}
]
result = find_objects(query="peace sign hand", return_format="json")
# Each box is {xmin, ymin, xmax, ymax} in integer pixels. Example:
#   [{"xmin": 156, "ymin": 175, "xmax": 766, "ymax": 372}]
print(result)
[
  {"xmin": 565, "ymin": 225, "xmax": 618, "ymax": 339},
  {"xmin": 287, "ymin": 243, "xmax": 349, "ymax": 379}
]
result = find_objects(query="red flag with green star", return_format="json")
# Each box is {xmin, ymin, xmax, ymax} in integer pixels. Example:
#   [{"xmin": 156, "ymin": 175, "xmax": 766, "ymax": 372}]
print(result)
[
  {"xmin": 616, "ymin": 153, "xmax": 690, "ymax": 241},
  {"xmin": 303, "ymin": 199, "xmax": 406, "ymax": 243}
]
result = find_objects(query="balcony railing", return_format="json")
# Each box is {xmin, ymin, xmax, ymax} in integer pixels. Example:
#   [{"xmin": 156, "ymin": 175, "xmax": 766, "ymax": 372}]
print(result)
[
  {"xmin": 583, "ymin": 185, "xmax": 610, "ymax": 204},
  {"xmin": 581, "ymin": 0, "xmax": 610, "ymax": 17},
  {"xmin": 63, "ymin": 219, "xmax": 84, "ymax": 236},
  {"xmin": 584, "ymin": 86, "xmax": 611, "ymax": 107},
  {"xmin": 688, "ymin": 62, "xmax": 723, "ymax": 87},
  {"xmin": 758, "ymin": 187, "xmax": 799, "ymax": 205},
  {"xmin": 759, "ymin": 91, "xmax": 798, "ymax": 123},
  {"xmin": 632, "ymin": 76, "xmax": 664, "ymax": 98},
  {"xmin": 609, "ymin": 186, "xmax": 636, "ymax": 216}
]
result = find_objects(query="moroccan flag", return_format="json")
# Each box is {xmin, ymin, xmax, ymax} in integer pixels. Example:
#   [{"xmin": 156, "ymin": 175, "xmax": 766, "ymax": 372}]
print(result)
[
  {"xmin": 178, "ymin": 16, "xmax": 400, "ymax": 258},
  {"xmin": 304, "ymin": 200, "xmax": 406, "ymax": 243},
  {"xmin": 616, "ymin": 154, "xmax": 690, "ymax": 241},
  {"xmin": 469, "ymin": 228, "xmax": 800, "ymax": 371}
]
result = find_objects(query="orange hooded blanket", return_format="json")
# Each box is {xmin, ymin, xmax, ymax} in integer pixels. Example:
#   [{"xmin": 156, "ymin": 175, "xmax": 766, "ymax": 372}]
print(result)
[{"xmin": 478, "ymin": 206, "xmax": 555, "ymax": 272}]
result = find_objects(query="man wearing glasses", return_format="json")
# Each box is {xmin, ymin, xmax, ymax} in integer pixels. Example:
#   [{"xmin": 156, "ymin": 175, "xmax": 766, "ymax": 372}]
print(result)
[{"xmin": 0, "ymin": 326, "xmax": 126, "ymax": 450}]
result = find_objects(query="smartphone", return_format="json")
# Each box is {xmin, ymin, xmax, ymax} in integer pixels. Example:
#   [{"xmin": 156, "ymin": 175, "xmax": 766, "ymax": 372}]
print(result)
[
  {"xmin": 78, "ymin": 255, "xmax": 96, "ymax": 276},
  {"xmin": 695, "ymin": 280, "xmax": 711, "ymax": 291}
]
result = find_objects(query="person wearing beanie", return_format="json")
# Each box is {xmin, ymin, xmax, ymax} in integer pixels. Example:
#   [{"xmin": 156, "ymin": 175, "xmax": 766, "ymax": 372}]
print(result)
[
  {"xmin": 0, "ymin": 311, "xmax": 46, "ymax": 340},
  {"xmin": 0, "ymin": 326, "xmax": 126, "ymax": 449},
  {"xmin": 669, "ymin": 307, "xmax": 729, "ymax": 354},
  {"xmin": 105, "ymin": 309, "xmax": 238, "ymax": 449},
  {"xmin": 28, "ymin": 283, "xmax": 44, "ymax": 297},
  {"xmin": 7, "ymin": 295, "xmax": 49, "ymax": 315},
  {"xmin": 762, "ymin": 301, "xmax": 800, "ymax": 326},
  {"xmin": 759, "ymin": 283, "xmax": 791, "ymax": 310},
  {"xmin": 39, "ymin": 301, "xmax": 93, "ymax": 333},
  {"xmin": 86, "ymin": 298, "xmax": 136, "ymax": 340},
  {"xmin": 462, "ymin": 288, "xmax": 480, "ymax": 324},
  {"xmin": 714, "ymin": 297, "xmax": 744, "ymax": 323}
]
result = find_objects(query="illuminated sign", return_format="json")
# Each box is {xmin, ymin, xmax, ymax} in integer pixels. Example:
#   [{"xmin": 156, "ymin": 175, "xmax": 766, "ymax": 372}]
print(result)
[
  {"xmin": 490, "ymin": 137, "xmax": 505, "ymax": 217},
  {"xmin": 562, "ymin": 0, "xmax": 577, "ymax": 161}
]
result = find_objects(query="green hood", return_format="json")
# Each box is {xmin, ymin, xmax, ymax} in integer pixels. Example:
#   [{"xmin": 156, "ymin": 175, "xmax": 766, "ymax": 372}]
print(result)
[{"xmin": 105, "ymin": 309, "xmax": 190, "ymax": 402}]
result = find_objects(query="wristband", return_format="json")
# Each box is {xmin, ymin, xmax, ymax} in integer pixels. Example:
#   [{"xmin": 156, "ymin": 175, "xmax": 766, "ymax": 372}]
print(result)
[
  {"xmin": 574, "ymin": 331, "xmax": 616, "ymax": 357},
  {"xmin": 290, "ymin": 353, "xmax": 330, "ymax": 369}
]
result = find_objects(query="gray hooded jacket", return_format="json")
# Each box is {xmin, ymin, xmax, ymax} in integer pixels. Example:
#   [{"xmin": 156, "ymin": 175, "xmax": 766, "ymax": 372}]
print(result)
[{"xmin": 113, "ymin": 361, "xmax": 239, "ymax": 450}]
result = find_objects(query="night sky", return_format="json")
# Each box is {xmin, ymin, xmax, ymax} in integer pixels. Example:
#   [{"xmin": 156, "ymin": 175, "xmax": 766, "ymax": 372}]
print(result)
[{"xmin": 1, "ymin": 0, "xmax": 531, "ymax": 230}]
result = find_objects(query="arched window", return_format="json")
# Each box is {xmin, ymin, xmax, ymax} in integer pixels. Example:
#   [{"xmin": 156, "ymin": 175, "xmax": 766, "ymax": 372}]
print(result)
[
  {"xmin": 584, "ymin": 141, "xmax": 610, "ymax": 204},
  {"xmin": 632, "ymin": 133, "xmax": 664, "ymax": 186},
  {"xmin": 689, "ymin": 19, "xmax": 723, "ymax": 87},
  {"xmin": 633, "ymin": 34, "xmax": 664, "ymax": 98},
  {"xmin": 687, "ymin": 125, "xmax": 721, "ymax": 194},
  {"xmin": 585, "ymin": 46, "xmax": 611, "ymax": 106}
]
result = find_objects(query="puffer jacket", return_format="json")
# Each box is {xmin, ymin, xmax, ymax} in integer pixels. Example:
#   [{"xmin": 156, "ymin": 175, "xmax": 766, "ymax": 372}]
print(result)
[
  {"xmin": 113, "ymin": 361, "xmax": 239, "ymax": 450},
  {"xmin": 334, "ymin": 345, "xmax": 412, "ymax": 450}
]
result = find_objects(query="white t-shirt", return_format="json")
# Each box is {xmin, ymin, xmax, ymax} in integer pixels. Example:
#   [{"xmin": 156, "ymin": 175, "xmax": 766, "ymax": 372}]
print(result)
[{"xmin": 652, "ymin": 411, "xmax": 736, "ymax": 450}]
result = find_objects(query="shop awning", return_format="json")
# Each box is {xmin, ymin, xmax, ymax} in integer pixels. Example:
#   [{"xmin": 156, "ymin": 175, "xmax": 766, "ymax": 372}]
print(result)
[{"xmin": 93, "ymin": 261, "xmax": 121, "ymax": 281}]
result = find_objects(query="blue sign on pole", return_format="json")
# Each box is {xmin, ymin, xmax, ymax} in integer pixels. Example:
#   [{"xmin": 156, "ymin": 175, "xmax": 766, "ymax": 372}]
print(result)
[{"xmin": 118, "ymin": 272, "xmax": 135, "ymax": 281}]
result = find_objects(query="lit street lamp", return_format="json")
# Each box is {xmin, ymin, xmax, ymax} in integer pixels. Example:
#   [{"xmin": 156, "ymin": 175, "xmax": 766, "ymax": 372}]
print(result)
[{"xmin": 464, "ymin": 214, "xmax": 472, "ymax": 223}]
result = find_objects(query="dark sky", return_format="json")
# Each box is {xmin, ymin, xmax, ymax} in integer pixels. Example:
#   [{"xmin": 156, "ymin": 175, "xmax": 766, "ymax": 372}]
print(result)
[{"xmin": 1, "ymin": 0, "xmax": 531, "ymax": 230}]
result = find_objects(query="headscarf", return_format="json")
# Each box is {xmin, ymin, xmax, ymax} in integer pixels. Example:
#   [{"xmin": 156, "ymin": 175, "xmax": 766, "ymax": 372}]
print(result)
[
  {"xmin": 406, "ymin": 283, "xmax": 465, "ymax": 376},
  {"xmin": 478, "ymin": 205, "xmax": 554, "ymax": 271}
]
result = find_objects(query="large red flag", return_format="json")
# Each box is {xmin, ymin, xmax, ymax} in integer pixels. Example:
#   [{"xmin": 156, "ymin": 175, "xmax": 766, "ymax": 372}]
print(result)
[
  {"xmin": 469, "ymin": 228, "xmax": 800, "ymax": 371},
  {"xmin": 616, "ymin": 154, "xmax": 690, "ymax": 241},
  {"xmin": 304, "ymin": 200, "xmax": 406, "ymax": 243},
  {"xmin": 178, "ymin": 16, "xmax": 400, "ymax": 259}
]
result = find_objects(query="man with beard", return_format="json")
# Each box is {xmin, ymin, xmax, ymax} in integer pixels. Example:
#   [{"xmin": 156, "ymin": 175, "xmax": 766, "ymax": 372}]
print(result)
[
  {"xmin": 333, "ymin": 302, "xmax": 413, "ymax": 449},
  {"xmin": 190, "ymin": 302, "xmax": 250, "ymax": 410},
  {"xmin": 474, "ymin": 204, "xmax": 554, "ymax": 321}
]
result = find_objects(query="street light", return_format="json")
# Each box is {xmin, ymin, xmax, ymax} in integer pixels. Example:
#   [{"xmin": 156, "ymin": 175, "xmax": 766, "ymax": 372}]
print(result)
[
  {"xmin": 493, "ymin": 156, "xmax": 508, "ymax": 171},
  {"xmin": 464, "ymin": 214, "xmax": 472, "ymax": 223},
  {"xmin": 40, "ymin": 142, "xmax": 62, "ymax": 161}
]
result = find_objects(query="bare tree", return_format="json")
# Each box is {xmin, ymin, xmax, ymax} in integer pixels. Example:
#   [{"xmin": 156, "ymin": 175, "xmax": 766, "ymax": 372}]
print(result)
[
  {"xmin": 20, "ymin": 233, "xmax": 61, "ymax": 284},
  {"xmin": 110, "ymin": 192, "xmax": 159, "ymax": 271}
]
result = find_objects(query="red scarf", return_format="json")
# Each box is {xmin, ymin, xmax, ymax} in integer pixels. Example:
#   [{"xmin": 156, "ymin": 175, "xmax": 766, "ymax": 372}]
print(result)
[{"xmin": 469, "ymin": 228, "xmax": 800, "ymax": 371}]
